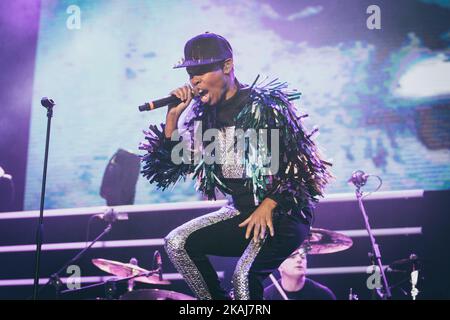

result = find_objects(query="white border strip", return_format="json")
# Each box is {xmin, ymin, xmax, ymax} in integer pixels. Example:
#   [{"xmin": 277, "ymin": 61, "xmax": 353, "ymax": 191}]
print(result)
[
  {"xmin": 336, "ymin": 227, "xmax": 422, "ymax": 238},
  {"xmin": 321, "ymin": 189, "xmax": 424, "ymax": 203},
  {"xmin": 0, "ymin": 227, "xmax": 422, "ymax": 253},
  {"xmin": 0, "ymin": 266, "xmax": 387, "ymax": 287},
  {"xmin": 0, "ymin": 239, "xmax": 165, "ymax": 253},
  {"xmin": 307, "ymin": 266, "xmax": 388, "ymax": 275},
  {"xmin": 0, "ymin": 189, "xmax": 424, "ymax": 220},
  {"xmin": 0, "ymin": 272, "xmax": 225, "ymax": 287},
  {"xmin": 0, "ymin": 200, "xmax": 228, "ymax": 220}
]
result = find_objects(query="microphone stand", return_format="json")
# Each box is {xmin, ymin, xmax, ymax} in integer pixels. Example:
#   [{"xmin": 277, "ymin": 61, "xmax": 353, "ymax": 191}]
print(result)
[
  {"xmin": 60, "ymin": 268, "xmax": 161, "ymax": 299},
  {"xmin": 32, "ymin": 98, "xmax": 55, "ymax": 300},
  {"xmin": 355, "ymin": 186, "xmax": 392, "ymax": 299},
  {"xmin": 35, "ymin": 222, "xmax": 113, "ymax": 299}
]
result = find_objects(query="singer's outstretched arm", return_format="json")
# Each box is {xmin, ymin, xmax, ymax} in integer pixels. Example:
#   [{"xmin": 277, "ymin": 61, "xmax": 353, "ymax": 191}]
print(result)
[{"xmin": 139, "ymin": 84, "xmax": 195, "ymax": 190}]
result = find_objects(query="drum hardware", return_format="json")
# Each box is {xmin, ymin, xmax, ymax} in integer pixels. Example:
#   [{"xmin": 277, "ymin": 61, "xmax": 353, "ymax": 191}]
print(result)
[
  {"xmin": 388, "ymin": 254, "xmax": 422, "ymax": 300},
  {"xmin": 301, "ymin": 228, "xmax": 353, "ymax": 255},
  {"xmin": 119, "ymin": 289, "xmax": 196, "ymax": 300},
  {"xmin": 92, "ymin": 257, "xmax": 171, "ymax": 285},
  {"xmin": 33, "ymin": 219, "xmax": 115, "ymax": 299},
  {"xmin": 348, "ymin": 288, "xmax": 359, "ymax": 300},
  {"xmin": 60, "ymin": 263, "xmax": 166, "ymax": 299},
  {"xmin": 269, "ymin": 228, "xmax": 353, "ymax": 300}
]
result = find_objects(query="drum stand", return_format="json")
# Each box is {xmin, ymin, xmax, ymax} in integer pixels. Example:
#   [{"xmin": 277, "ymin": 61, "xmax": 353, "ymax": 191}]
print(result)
[
  {"xmin": 60, "ymin": 269, "xmax": 160, "ymax": 299},
  {"xmin": 35, "ymin": 222, "xmax": 113, "ymax": 299}
]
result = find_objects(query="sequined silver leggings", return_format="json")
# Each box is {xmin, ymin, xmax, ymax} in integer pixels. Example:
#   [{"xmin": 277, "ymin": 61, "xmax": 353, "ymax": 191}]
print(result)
[{"xmin": 164, "ymin": 204, "xmax": 310, "ymax": 300}]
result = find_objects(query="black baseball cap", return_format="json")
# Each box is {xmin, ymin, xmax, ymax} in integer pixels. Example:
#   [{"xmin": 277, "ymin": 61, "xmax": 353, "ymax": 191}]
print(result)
[{"xmin": 173, "ymin": 32, "xmax": 233, "ymax": 69}]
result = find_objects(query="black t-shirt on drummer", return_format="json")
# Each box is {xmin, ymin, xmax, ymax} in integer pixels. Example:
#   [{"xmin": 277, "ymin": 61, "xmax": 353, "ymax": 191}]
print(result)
[{"xmin": 264, "ymin": 278, "xmax": 337, "ymax": 300}]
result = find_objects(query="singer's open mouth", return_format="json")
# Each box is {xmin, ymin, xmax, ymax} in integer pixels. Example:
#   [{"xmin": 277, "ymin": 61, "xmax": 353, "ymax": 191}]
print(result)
[
  {"xmin": 198, "ymin": 88, "xmax": 210, "ymax": 103},
  {"xmin": 198, "ymin": 88, "xmax": 208, "ymax": 96}
]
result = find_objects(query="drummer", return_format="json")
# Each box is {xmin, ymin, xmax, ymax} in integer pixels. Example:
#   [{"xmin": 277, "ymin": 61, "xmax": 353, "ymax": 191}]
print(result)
[{"xmin": 264, "ymin": 247, "xmax": 336, "ymax": 300}]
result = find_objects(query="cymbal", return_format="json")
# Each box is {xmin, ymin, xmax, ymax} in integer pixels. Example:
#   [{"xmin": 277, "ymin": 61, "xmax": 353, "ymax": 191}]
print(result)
[
  {"xmin": 389, "ymin": 254, "xmax": 421, "ymax": 271},
  {"xmin": 119, "ymin": 289, "xmax": 196, "ymax": 300},
  {"xmin": 92, "ymin": 258, "xmax": 171, "ymax": 285},
  {"xmin": 302, "ymin": 228, "xmax": 353, "ymax": 255}
]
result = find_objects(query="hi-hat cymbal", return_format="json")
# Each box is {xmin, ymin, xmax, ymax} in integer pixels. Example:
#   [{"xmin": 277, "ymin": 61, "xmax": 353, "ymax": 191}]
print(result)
[
  {"xmin": 92, "ymin": 258, "xmax": 170, "ymax": 285},
  {"xmin": 389, "ymin": 254, "xmax": 422, "ymax": 271},
  {"xmin": 302, "ymin": 228, "xmax": 353, "ymax": 255}
]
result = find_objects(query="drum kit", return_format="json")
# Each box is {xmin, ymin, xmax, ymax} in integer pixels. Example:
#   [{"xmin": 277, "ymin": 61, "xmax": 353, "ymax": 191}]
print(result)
[
  {"xmin": 302, "ymin": 228, "xmax": 354, "ymax": 255},
  {"xmin": 63, "ymin": 228, "xmax": 353, "ymax": 300},
  {"xmin": 58, "ymin": 255, "xmax": 194, "ymax": 300},
  {"xmin": 61, "ymin": 227, "xmax": 419, "ymax": 300}
]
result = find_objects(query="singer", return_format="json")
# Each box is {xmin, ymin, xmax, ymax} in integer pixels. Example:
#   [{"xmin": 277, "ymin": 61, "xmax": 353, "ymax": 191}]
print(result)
[{"xmin": 139, "ymin": 32, "xmax": 332, "ymax": 300}]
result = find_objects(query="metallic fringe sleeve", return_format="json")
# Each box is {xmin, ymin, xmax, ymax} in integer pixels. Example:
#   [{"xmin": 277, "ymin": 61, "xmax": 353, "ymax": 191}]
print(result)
[
  {"xmin": 236, "ymin": 76, "xmax": 333, "ymax": 213},
  {"xmin": 139, "ymin": 123, "xmax": 193, "ymax": 190}
]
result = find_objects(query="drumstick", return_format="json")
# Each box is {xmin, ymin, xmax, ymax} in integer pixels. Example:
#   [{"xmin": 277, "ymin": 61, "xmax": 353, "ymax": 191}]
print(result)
[{"xmin": 269, "ymin": 274, "xmax": 289, "ymax": 300}]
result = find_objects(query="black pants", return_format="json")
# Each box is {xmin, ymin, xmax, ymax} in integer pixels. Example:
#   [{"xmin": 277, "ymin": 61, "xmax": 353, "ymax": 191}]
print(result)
[{"xmin": 164, "ymin": 203, "xmax": 310, "ymax": 300}]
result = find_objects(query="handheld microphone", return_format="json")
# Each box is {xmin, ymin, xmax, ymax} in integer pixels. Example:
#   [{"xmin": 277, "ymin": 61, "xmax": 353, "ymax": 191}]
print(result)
[
  {"xmin": 138, "ymin": 95, "xmax": 183, "ymax": 112},
  {"xmin": 138, "ymin": 88, "xmax": 197, "ymax": 112}
]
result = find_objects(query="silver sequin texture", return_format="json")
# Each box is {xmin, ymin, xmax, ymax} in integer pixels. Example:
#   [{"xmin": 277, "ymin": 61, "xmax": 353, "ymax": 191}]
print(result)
[
  {"xmin": 232, "ymin": 236, "xmax": 266, "ymax": 300},
  {"xmin": 217, "ymin": 126, "xmax": 246, "ymax": 178},
  {"xmin": 164, "ymin": 205, "xmax": 241, "ymax": 300}
]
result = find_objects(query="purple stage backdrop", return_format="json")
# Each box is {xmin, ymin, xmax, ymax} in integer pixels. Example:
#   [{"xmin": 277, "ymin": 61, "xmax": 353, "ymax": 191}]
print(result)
[
  {"xmin": 1, "ymin": 0, "xmax": 449, "ymax": 211},
  {"xmin": 0, "ymin": 0, "xmax": 450, "ymax": 301}
]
